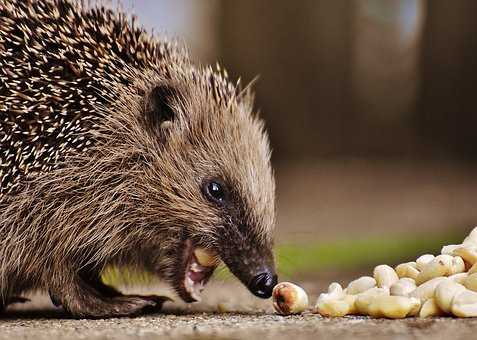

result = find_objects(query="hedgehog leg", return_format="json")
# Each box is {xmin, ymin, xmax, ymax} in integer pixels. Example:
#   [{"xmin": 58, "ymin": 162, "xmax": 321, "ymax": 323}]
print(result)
[
  {"xmin": 49, "ymin": 273, "xmax": 171, "ymax": 318},
  {"xmin": 79, "ymin": 266, "xmax": 173, "ymax": 311},
  {"xmin": 49, "ymin": 265, "xmax": 123, "ymax": 308},
  {"xmin": 49, "ymin": 271, "xmax": 130, "ymax": 307},
  {"xmin": 83, "ymin": 275, "xmax": 174, "ymax": 313},
  {"xmin": 79, "ymin": 265, "xmax": 123, "ymax": 298}
]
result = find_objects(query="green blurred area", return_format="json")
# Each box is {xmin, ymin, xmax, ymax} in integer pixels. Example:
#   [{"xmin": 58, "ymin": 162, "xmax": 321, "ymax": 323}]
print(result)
[
  {"xmin": 103, "ymin": 230, "xmax": 464, "ymax": 285},
  {"xmin": 275, "ymin": 231, "xmax": 464, "ymax": 278}
]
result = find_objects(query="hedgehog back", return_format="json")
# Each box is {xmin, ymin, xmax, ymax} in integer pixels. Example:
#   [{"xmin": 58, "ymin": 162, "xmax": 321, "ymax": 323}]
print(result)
[{"xmin": 0, "ymin": 0, "xmax": 175, "ymax": 195}]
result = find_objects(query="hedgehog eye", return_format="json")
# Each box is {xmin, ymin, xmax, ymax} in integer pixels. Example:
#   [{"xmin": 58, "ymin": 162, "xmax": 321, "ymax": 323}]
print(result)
[{"xmin": 203, "ymin": 179, "xmax": 227, "ymax": 205}]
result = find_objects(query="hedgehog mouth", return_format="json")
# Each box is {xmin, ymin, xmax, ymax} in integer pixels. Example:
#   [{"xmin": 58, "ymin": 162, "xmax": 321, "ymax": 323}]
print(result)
[{"xmin": 176, "ymin": 239, "xmax": 219, "ymax": 302}]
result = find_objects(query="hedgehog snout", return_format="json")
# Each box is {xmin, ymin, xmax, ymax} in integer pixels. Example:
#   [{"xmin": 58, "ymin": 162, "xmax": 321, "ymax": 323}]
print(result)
[
  {"xmin": 218, "ymin": 232, "xmax": 277, "ymax": 299},
  {"xmin": 248, "ymin": 268, "xmax": 277, "ymax": 298}
]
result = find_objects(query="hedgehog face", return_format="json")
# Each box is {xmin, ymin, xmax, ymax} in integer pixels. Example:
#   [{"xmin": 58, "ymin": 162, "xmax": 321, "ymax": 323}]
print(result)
[{"xmin": 136, "ymin": 71, "xmax": 277, "ymax": 303}]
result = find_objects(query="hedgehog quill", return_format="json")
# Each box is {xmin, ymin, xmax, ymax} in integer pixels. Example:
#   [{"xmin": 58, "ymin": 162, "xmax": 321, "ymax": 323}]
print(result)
[{"xmin": 0, "ymin": 0, "xmax": 277, "ymax": 318}]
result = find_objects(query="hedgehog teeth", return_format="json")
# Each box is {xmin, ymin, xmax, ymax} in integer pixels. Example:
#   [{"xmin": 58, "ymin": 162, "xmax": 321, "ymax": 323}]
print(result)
[
  {"xmin": 184, "ymin": 276, "xmax": 201, "ymax": 302},
  {"xmin": 190, "ymin": 262, "xmax": 201, "ymax": 273},
  {"xmin": 183, "ymin": 248, "xmax": 218, "ymax": 302}
]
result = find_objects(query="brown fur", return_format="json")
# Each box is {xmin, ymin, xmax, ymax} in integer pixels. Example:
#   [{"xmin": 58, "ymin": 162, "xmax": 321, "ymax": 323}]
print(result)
[{"xmin": 0, "ymin": 0, "xmax": 276, "ymax": 317}]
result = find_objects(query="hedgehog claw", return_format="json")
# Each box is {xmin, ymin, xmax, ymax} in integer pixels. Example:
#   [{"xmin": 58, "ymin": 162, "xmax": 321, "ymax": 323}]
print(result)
[{"xmin": 130, "ymin": 295, "xmax": 173, "ymax": 314}]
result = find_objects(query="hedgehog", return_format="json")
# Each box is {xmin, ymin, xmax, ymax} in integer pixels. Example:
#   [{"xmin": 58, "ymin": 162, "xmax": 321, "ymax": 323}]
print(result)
[{"xmin": 0, "ymin": 0, "xmax": 277, "ymax": 318}]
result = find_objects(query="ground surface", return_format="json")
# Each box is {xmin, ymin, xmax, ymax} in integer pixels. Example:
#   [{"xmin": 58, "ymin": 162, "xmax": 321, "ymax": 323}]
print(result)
[
  {"xmin": 3, "ymin": 312, "xmax": 477, "ymax": 340},
  {"xmin": 2, "ymin": 281, "xmax": 477, "ymax": 340}
]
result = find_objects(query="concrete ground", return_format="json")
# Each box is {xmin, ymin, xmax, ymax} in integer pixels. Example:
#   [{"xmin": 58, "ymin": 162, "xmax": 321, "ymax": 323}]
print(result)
[
  {"xmin": 2, "ymin": 280, "xmax": 477, "ymax": 340},
  {"xmin": 3, "ymin": 312, "xmax": 477, "ymax": 340}
]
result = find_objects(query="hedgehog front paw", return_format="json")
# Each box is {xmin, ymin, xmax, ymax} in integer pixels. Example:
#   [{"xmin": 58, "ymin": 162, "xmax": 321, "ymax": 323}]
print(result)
[
  {"xmin": 112, "ymin": 294, "xmax": 172, "ymax": 315},
  {"xmin": 58, "ymin": 292, "xmax": 171, "ymax": 318},
  {"xmin": 49, "ymin": 274, "xmax": 172, "ymax": 318}
]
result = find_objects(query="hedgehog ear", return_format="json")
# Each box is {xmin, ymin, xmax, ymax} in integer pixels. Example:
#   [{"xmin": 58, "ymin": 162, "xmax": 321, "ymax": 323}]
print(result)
[{"xmin": 144, "ymin": 85, "xmax": 178, "ymax": 131}]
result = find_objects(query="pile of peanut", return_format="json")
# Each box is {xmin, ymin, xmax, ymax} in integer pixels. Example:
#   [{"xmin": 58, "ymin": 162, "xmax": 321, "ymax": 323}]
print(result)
[
  {"xmin": 272, "ymin": 227, "xmax": 477, "ymax": 318},
  {"xmin": 315, "ymin": 227, "xmax": 477, "ymax": 318}
]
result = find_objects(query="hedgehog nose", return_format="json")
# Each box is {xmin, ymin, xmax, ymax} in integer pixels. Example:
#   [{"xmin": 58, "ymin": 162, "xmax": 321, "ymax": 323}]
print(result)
[{"xmin": 249, "ymin": 270, "xmax": 278, "ymax": 298}]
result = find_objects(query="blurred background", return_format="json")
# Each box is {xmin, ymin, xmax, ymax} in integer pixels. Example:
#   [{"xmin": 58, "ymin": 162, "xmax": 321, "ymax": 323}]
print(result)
[{"xmin": 115, "ymin": 0, "xmax": 477, "ymax": 280}]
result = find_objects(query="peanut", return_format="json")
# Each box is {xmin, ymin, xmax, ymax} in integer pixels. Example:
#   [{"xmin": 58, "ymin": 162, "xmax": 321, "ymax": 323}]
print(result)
[
  {"xmin": 448, "ymin": 272, "xmax": 468, "ymax": 284},
  {"xmin": 451, "ymin": 289, "xmax": 477, "ymax": 317},
  {"xmin": 315, "ymin": 283, "xmax": 357, "ymax": 317},
  {"xmin": 463, "ymin": 227, "xmax": 477, "ymax": 246},
  {"xmin": 434, "ymin": 279, "xmax": 466, "ymax": 313},
  {"xmin": 374, "ymin": 265, "xmax": 399, "ymax": 288},
  {"xmin": 409, "ymin": 277, "xmax": 447, "ymax": 302},
  {"xmin": 419, "ymin": 298, "xmax": 445, "ymax": 317},
  {"xmin": 441, "ymin": 244, "xmax": 460, "ymax": 255},
  {"xmin": 395, "ymin": 262, "xmax": 420, "ymax": 280},
  {"xmin": 356, "ymin": 295, "xmax": 420, "ymax": 319},
  {"xmin": 354, "ymin": 287, "xmax": 389, "ymax": 314},
  {"xmin": 328, "ymin": 282, "xmax": 345, "ymax": 296},
  {"xmin": 272, "ymin": 282, "xmax": 309, "ymax": 315},
  {"xmin": 315, "ymin": 294, "xmax": 357, "ymax": 317},
  {"xmin": 453, "ymin": 245, "xmax": 477, "ymax": 266},
  {"xmin": 390, "ymin": 278, "xmax": 416, "ymax": 297},
  {"xmin": 345, "ymin": 276, "xmax": 376, "ymax": 295},
  {"xmin": 416, "ymin": 254, "xmax": 435, "ymax": 271},
  {"xmin": 450, "ymin": 256, "xmax": 466, "ymax": 275},
  {"xmin": 415, "ymin": 255, "xmax": 454, "ymax": 285},
  {"xmin": 462, "ymin": 273, "xmax": 477, "ymax": 292},
  {"xmin": 194, "ymin": 248, "xmax": 219, "ymax": 267}
]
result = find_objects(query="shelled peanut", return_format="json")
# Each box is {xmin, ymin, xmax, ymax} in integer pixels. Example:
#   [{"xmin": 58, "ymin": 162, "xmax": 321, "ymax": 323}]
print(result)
[
  {"xmin": 313, "ymin": 226, "xmax": 477, "ymax": 318},
  {"xmin": 272, "ymin": 282, "xmax": 309, "ymax": 315}
]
